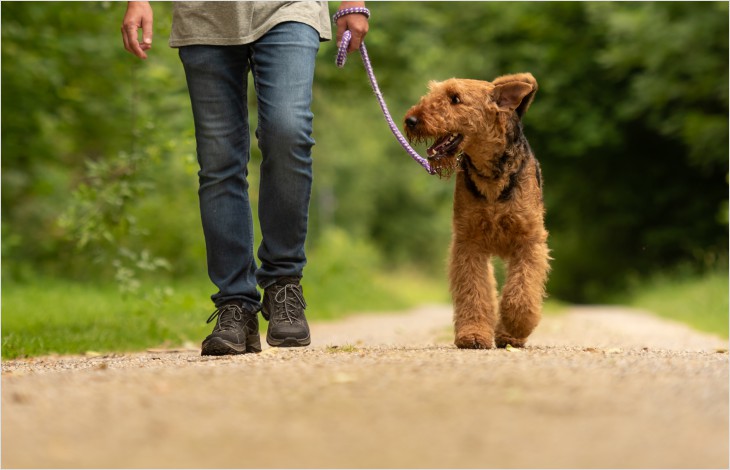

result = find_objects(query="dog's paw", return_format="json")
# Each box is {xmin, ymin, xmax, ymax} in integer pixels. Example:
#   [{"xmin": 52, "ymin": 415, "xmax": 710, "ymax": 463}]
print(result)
[
  {"xmin": 455, "ymin": 332, "xmax": 494, "ymax": 349},
  {"xmin": 495, "ymin": 333, "xmax": 527, "ymax": 349}
]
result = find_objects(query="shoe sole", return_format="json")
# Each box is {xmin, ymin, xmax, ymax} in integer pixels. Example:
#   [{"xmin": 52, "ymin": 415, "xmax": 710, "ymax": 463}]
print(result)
[
  {"xmin": 201, "ymin": 335, "xmax": 262, "ymax": 356},
  {"xmin": 266, "ymin": 333, "xmax": 311, "ymax": 348}
]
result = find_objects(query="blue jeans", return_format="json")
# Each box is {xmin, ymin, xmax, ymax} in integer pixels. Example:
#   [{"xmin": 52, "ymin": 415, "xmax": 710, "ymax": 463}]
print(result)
[{"xmin": 178, "ymin": 22, "xmax": 320, "ymax": 311}]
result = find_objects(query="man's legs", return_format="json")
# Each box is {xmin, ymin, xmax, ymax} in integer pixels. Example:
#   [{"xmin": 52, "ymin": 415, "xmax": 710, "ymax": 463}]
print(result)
[
  {"xmin": 179, "ymin": 45, "xmax": 264, "ymax": 355},
  {"xmin": 178, "ymin": 45, "xmax": 261, "ymax": 312},
  {"xmin": 178, "ymin": 23, "xmax": 320, "ymax": 352},
  {"xmin": 250, "ymin": 22, "xmax": 320, "ymax": 346},
  {"xmin": 250, "ymin": 22, "xmax": 320, "ymax": 286}
]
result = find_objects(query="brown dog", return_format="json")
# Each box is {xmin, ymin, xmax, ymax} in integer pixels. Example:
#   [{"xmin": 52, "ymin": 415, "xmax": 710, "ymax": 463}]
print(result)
[{"xmin": 404, "ymin": 73, "xmax": 550, "ymax": 349}]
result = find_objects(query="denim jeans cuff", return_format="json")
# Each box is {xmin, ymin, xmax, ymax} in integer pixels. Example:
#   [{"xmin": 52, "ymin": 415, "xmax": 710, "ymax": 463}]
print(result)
[
  {"xmin": 215, "ymin": 297, "xmax": 262, "ymax": 314},
  {"xmin": 259, "ymin": 275, "xmax": 302, "ymax": 290}
]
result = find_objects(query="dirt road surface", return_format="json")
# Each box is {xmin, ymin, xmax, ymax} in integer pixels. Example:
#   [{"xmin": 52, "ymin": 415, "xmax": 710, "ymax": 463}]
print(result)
[{"xmin": 3, "ymin": 305, "xmax": 728, "ymax": 468}]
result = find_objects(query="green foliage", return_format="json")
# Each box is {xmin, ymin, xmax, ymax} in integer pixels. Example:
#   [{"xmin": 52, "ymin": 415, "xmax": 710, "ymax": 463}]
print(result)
[
  {"xmin": 591, "ymin": 2, "xmax": 728, "ymax": 169},
  {"xmin": 1, "ymin": 2, "xmax": 189, "ymax": 283},
  {"xmin": 1, "ymin": 245, "xmax": 449, "ymax": 358},
  {"xmin": 1, "ymin": 2, "xmax": 727, "ymax": 311},
  {"xmin": 57, "ymin": 150, "xmax": 172, "ymax": 294},
  {"xmin": 303, "ymin": 228, "xmax": 449, "ymax": 319},
  {"xmin": 620, "ymin": 268, "xmax": 729, "ymax": 338},
  {"xmin": 315, "ymin": 2, "xmax": 728, "ymax": 301}
]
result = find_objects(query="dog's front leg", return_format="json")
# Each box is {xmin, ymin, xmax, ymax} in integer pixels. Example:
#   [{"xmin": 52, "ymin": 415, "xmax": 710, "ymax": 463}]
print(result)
[
  {"xmin": 449, "ymin": 239, "xmax": 499, "ymax": 349},
  {"xmin": 495, "ymin": 241, "xmax": 550, "ymax": 348}
]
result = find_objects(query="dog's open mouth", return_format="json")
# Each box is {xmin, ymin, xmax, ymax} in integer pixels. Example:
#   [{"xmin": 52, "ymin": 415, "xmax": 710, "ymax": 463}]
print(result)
[
  {"xmin": 426, "ymin": 133, "xmax": 463, "ymax": 177},
  {"xmin": 427, "ymin": 133, "xmax": 463, "ymax": 159}
]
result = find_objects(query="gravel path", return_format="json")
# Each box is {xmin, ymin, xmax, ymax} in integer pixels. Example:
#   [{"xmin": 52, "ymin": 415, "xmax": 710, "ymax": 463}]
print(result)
[{"xmin": 2, "ymin": 305, "xmax": 728, "ymax": 468}]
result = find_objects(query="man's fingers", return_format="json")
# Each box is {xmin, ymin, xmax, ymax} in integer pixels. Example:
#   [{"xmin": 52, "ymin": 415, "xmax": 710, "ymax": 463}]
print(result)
[
  {"xmin": 335, "ymin": 13, "xmax": 369, "ymax": 53},
  {"xmin": 347, "ymin": 34, "xmax": 363, "ymax": 53},
  {"xmin": 336, "ymin": 22, "xmax": 346, "ymax": 50},
  {"xmin": 121, "ymin": 2, "xmax": 152, "ymax": 60},
  {"xmin": 122, "ymin": 24, "xmax": 147, "ymax": 59},
  {"xmin": 121, "ymin": 26, "xmax": 131, "ymax": 52},
  {"xmin": 141, "ymin": 13, "xmax": 153, "ymax": 48}
]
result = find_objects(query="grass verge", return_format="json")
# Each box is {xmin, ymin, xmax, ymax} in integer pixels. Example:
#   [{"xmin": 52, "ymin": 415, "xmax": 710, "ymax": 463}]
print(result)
[
  {"xmin": 1, "ymin": 270, "xmax": 449, "ymax": 359},
  {"xmin": 621, "ymin": 270, "xmax": 728, "ymax": 339}
]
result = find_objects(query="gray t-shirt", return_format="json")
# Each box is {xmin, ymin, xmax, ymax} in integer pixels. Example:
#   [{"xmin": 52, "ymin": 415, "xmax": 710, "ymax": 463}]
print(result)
[{"xmin": 169, "ymin": 1, "xmax": 332, "ymax": 47}]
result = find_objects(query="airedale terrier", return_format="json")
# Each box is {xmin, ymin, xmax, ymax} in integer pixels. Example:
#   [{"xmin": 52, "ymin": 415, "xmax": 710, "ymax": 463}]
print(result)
[{"xmin": 404, "ymin": 73, "xmax": 550, "ymax": 349}]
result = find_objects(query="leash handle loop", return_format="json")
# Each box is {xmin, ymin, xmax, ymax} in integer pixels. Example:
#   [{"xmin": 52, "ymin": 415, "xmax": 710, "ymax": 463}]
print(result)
[
  {"xmin": 332, "ymin": 6, "xmax": 370, "ymax": 23},
  {"xmin": 333, "ymin": 7, "xmax": 370, "ymax": 68},
  {"xmin": 333, "ymin": 8, "xmax": 435, "ymax": 175}
]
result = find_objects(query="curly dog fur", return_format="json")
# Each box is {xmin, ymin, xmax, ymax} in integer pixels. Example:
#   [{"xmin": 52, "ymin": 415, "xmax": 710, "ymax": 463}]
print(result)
[{"xmin": 405, "ymin": 73, "xmax": 550, "ymax": 349}]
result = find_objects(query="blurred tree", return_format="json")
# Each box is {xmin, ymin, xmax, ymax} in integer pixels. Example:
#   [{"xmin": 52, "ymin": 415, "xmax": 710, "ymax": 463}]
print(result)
[
  {"xmin": 315, "ymin": 2, "xmax": 728, "ymax": 300},
  {"xmin": 2, "ymin": 2, "xmax": 727, "ymax": 303},
  {"xmin": 2, "ymin": 2, "xmax": 133, "ymax": 277},
  {"xmin": 592, "ymin": 2, "xmax": 728, "ymax": 170},
  {"xmin": 1, "ymin": 2, "xmax": 192, "ymax": 283}
]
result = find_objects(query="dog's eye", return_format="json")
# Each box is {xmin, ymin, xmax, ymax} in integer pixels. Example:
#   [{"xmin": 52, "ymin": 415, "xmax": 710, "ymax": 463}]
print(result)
[{"xmin": 450, "ymin": 94, "xmax": 461, "ymax": 105}]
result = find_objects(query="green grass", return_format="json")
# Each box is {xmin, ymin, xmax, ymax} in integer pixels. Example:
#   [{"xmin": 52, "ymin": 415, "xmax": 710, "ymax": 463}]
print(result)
[
  {"xmin": 1, "ymin": 280, "xmax": 210, "ymax": 359},
  {"xmin": 1, "ymin": 227, "xmax": 451, "ymax": 359},
  {"xmin": 622, "ymin": 270, "xmax": 729, "ymax": 338},
  {"xmin": 1, "ymin": 270, "xmax": 449, "ymax": 359},
  {"xmin": 8, "ymin": 268, "xmax": 722, "ymax": 359}
]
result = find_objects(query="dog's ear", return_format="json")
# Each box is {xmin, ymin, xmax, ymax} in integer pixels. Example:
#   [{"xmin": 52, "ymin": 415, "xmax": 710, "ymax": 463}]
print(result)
[{"xmin": 491, "ymin": 73, "xmax": 538, "ymax": 117}]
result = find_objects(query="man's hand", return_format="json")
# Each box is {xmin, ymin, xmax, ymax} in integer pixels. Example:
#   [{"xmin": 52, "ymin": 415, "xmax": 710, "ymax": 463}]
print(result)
[
  {"xmin": 336, "ymin": 1, "xmax": 369, "ymax": 53},
  {"xmin": 121, "ymin": 1, "xmax": 153, "ymax": 59}
]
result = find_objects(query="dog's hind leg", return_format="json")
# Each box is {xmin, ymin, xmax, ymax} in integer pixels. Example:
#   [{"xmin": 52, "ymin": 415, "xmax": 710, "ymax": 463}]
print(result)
[
  {"xmin": 495, "ymin": 241, "xmax": 550, "ymax": 348},
  {"xmin": 450, "ymin": 239, "xmax": 499, "ymax": 349}
]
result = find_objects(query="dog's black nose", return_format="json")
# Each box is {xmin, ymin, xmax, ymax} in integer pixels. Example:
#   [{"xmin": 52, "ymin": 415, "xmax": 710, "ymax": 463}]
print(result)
[{"xmin": 405, "ymin": 115, "xmax": 418, "ymax": 129}]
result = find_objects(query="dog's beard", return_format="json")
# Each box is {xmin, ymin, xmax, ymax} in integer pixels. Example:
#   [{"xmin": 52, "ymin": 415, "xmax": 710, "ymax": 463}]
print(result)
[
  {"xmin": 429, "ymin": 153, "xmax": 461, "ymax": 178},
  {"xmin": 427, "ymin": 133, "xmax": 464, "ymax": 178},
  {"xmin": 405, "ymin": 131, "xmax": 464, "ymax": 178}
]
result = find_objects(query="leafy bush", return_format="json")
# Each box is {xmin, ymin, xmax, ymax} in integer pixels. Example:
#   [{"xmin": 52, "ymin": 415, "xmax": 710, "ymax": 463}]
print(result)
[{"xmin": 2, "ymin": 2, "xmax": 727, "ymax": 306}]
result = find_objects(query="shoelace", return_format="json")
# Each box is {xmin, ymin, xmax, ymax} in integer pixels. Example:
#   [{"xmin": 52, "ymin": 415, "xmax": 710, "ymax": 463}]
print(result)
[
  {"xmin": 272, "ymin": 283, "xmax": 307, "ymax": 325},
  {"xmin": 206, "ymin": 304, "xmax": 246, "ymax": 331}
]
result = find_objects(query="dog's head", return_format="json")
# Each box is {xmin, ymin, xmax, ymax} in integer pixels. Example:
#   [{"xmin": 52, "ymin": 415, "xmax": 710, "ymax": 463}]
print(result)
[{"xmin": 404, "ymin": 73, "xmax": 537, "ymax": 177}]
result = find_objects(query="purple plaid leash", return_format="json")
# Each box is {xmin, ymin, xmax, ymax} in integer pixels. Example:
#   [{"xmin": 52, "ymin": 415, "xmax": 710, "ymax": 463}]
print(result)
[{"xmin": 334, "ymin": 7, "xmax": 436, "ymax": 175}]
